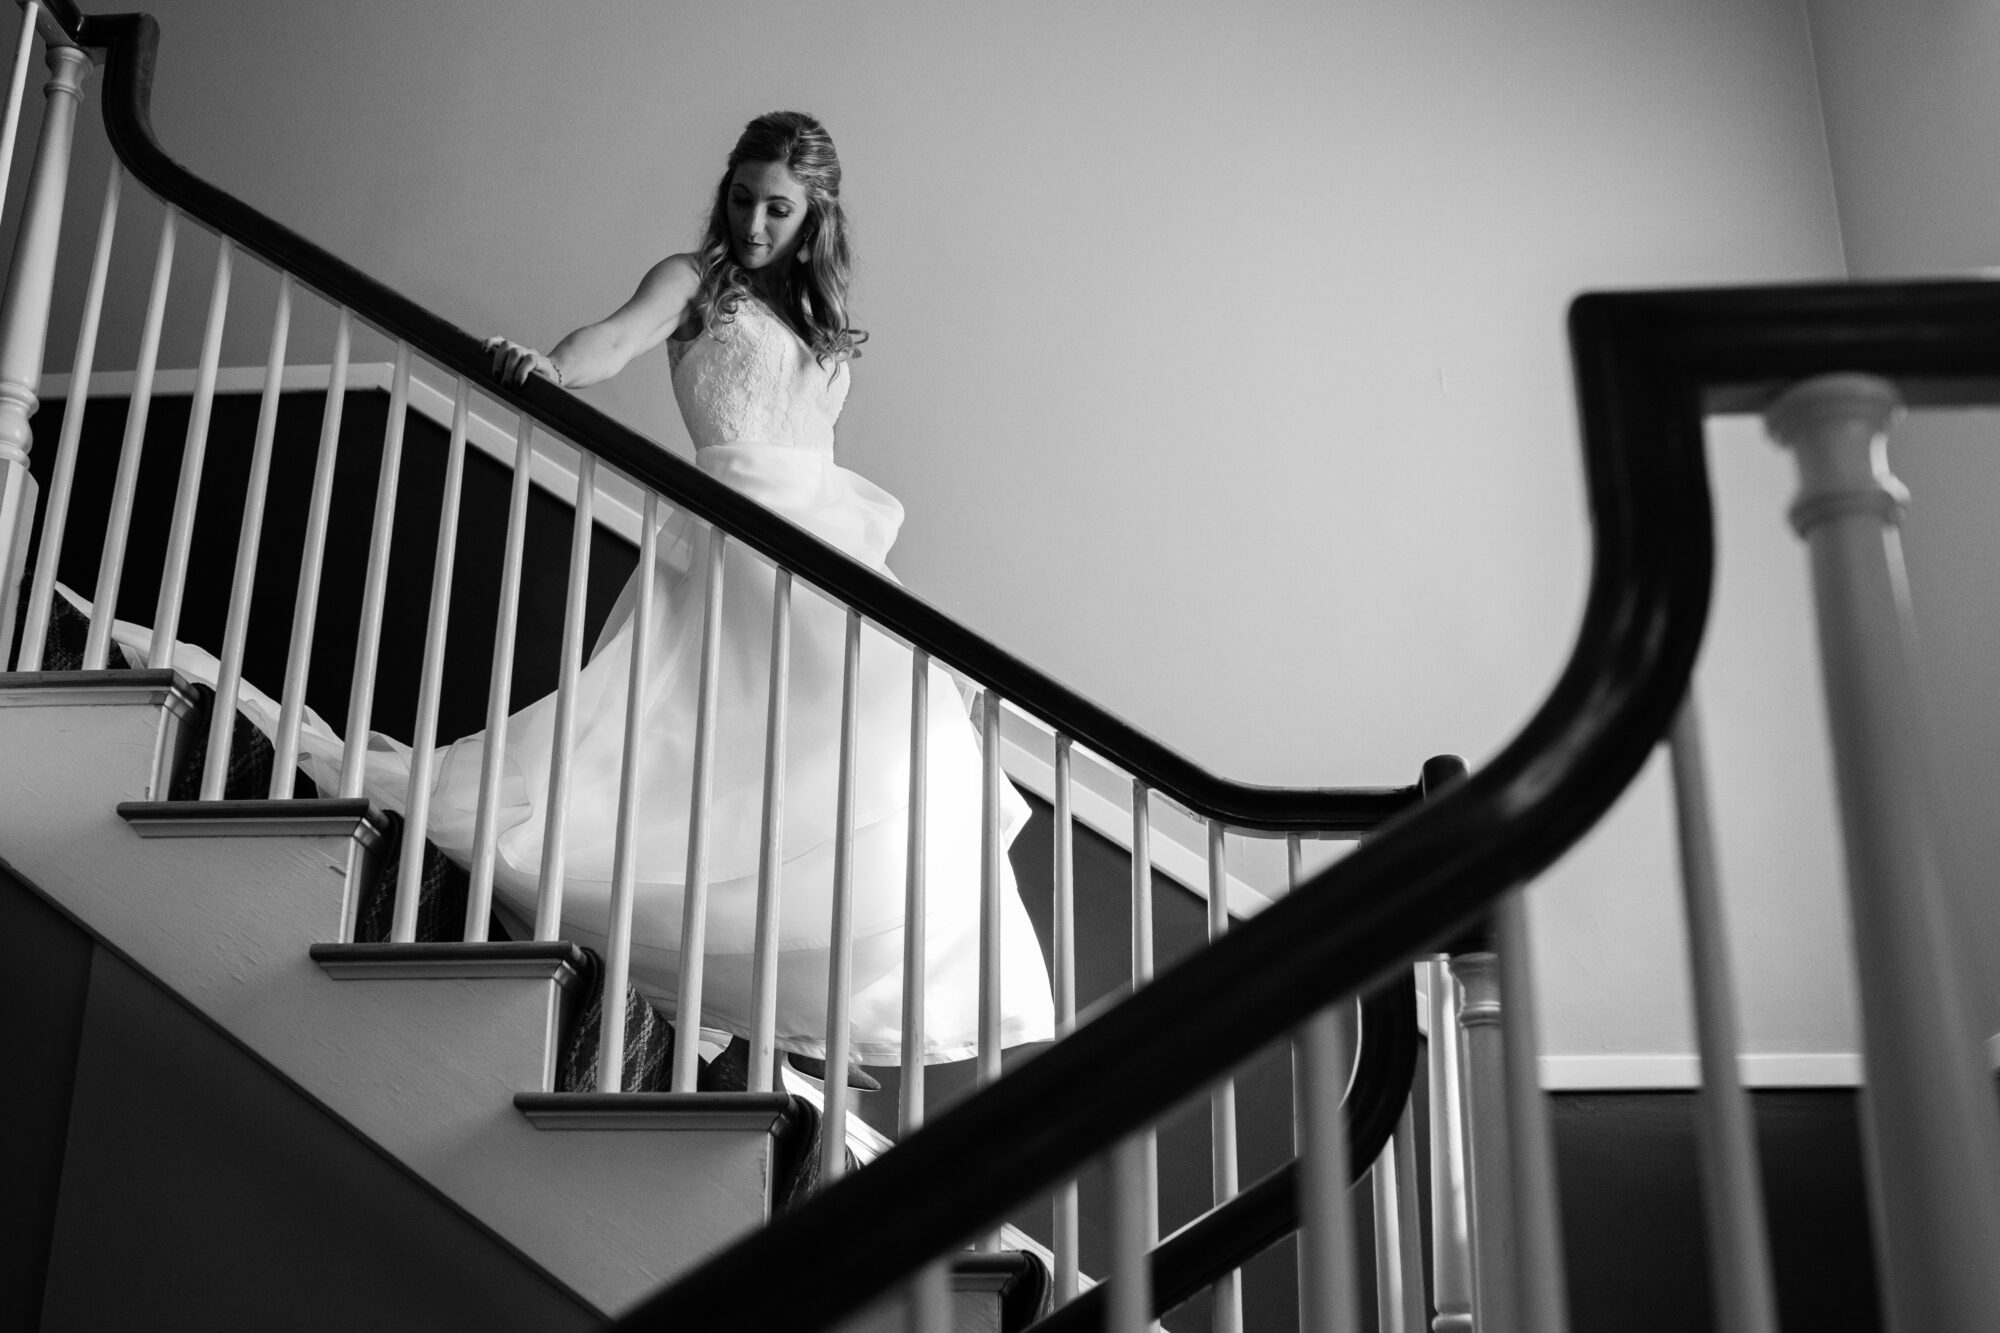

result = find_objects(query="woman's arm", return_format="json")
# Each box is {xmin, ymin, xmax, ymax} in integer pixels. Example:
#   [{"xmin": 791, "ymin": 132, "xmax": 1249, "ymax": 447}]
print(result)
[{"xmin": 486, "ymin": 252, "xmax": 701, "ymax": 389}]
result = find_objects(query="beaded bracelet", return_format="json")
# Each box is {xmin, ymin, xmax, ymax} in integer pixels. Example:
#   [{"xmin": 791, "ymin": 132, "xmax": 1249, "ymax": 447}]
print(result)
[{"xmin": 548, "ymin": 358, "xmax": 566, "ymax": 389}]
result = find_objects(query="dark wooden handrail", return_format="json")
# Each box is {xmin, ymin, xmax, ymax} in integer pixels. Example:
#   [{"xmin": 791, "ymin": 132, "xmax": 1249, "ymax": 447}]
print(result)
[
  {"xmin": 1022, "ymin": 967, "xmax": 1424, "ymax": 1333},
  {"xmin": 46, "ymin": 8, "xmax": 2000, "ymax": 1332},
  {"xmin": 601, "ymin": 261, "xmax": 2000, "ymax": 1331}
]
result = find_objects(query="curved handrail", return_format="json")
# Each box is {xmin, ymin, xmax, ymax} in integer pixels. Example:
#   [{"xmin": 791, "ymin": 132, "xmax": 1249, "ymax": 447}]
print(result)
[
  {"xmin": 602, "ymin": 201, "xmax": 1736, "ymax": 1332},
  {"xmin": 609, "ymin": 272, "xmax": 2000, "ymax": 1330},
  {"xmin": 40, "ymin": 5, "xmax": 1419, "ymax": 835},
  {"xmin": 1024, "ymin": 761, "xmax": 1453, "ymax": 1328},
  {"xmin": 1028, "ymin": 968, "xmax": 1420, "ymax": 1332},
  {"xmin": 49, "ymin": 8, "xmax": 2000, "ymax": 1332}
]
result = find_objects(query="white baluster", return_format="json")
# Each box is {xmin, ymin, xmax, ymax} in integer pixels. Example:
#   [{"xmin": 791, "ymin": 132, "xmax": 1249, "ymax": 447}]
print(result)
[
  {"xmin": 1298, "ymin": 1004, "xmax": 1363, "ymax": 1333},
  {"xmin": 1765, "ymin": 373, "xmax": 2000, "ymax": 1332},
  {"xmin": 1207, "ymin": 819, "xmax": 1242, "ymax": 1333},
  {"xmin": 1109, "ymin": 1132, "xmax": 1156, "ymax": 1333},
  {"xmin": 338, "ymin": 341, "xmax": 409, "ymax": 796},
  {"xmin": 150, "ymin": 236, "xmax": 232, "ymax": 665},
  {"xmin": 464, "ymin": 408, "xmax": 534, "ymax": 935},
  {"xmin": 198, "ymin": 271, "xmax": 291, "ymax": 800},
  {"xmin": 1392, "ymin": 1097, "xmax": 1430, "ymax": 1333},
  {"xmin": 1451, "ymin": 942, "xmax": 1518, "ymax": 1333},
  {"xmin": 1372, "ymin": 1142, "xmax": 1411, "ymax": 1333},
  {"xmin": 898, "ymin": 647, "xmax": 930, "ymax": 1131},
  {"xmin": 271, "ymin": 307, "xmax": 350, "ymax": 798},
  {"xmin": 977, "ymin": 690, "xmax": 1004, "ymax": 1086},
  {"xmin": 1132, "ymin": 785, "xmax": 1156, "ymax": 993},
  {"xmin": 1052, "ymin": 734, "xmax": 1080, "ymax": 1306},
  {"xmin": 1667, "ymin": 700, "xmax": 1780, "ymax": 1333},
  {"xmin": 390, "ymin": 372, "xmax": 468, "ymax": 934},
  {"xmin": 671, "ymin": 529, "xmax": 727, "ymax": 1093},
  {"xmin": 820, "ymin": 608, "xmax": 863, "ymax": 1181},
  {"xmin": 0, "ymin": 4, "xmax": 42, "ymax": 211},
  {"xmin": 898, "ymin": 645, "xmax": 949, "ymax": 1333},
  {"xmin": 1291, "ymin": 835, "xmax": 1363, "ymax": 1333},
  {"xmin": 1495, "ymin": 895, "xmax": 1571, "ymax": 1333},
  {"xmin": 595, "ymin": 489, "xmax": 659, "ymax": 1093},
  {"xmin": 1129, "ymin": 780, "xmax": 1159, "ymax": 1288},
  {"xmin": 17, "ymin": 162, "xmax": 116, "ymax": 671},
  {"xmin": 1426, "ymin": 958, "xmax": 1475, "ymax": 1333},
  {"xmin": 82, "ymin": 202, "xmax": 173, "ymax": 670},
  {"xmin": 0, "ymin": 34, "xmax": 77, "ymax": 645},
  {"xmin": 748, "ymin": 566, "xmax": 791, "ymax": 1092},
  {"xmin": 967, "ymin": 689, "xmax": 1009, "ymax": 1251},
  {"xmin": 905, "ymin": 1260, "xmax": 952, "ymax": 1333},
  {"xmin": 534, "ymin": 450, "xmax": 595, "ymax": 939}
]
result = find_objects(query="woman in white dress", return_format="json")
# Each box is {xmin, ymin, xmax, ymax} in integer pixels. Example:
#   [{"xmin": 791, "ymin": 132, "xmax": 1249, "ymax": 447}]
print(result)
[
  {"xmin": 73, "ymin": 111, "xmax": 1053, "ymax": 1086},
  {"xmin": 476, "ymin": 110, "xmax": 1054, "ymax": 1081}
]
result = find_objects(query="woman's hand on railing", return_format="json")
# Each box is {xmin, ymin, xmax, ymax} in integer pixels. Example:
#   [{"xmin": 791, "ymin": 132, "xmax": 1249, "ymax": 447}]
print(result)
[{"xmin": 484, "ymin": 335, "xmax": 563, "ymax": 388}]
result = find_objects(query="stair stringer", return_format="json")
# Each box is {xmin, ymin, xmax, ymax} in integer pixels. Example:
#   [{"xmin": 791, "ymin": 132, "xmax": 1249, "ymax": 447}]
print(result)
[{"xmin": 0, "ymin": 674, "xmax": 786, "ymax": 1315}]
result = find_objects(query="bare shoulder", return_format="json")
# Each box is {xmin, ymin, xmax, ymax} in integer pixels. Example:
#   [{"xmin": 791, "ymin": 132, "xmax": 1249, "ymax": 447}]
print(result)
[
  {"xmin": 602, "ymin": 253, "xmax": 703, "ymax": 348},
  {"xmin": 641, "ymin": 252, "xmax": 701, "ymax": 298},
  {"xmin": 640, "ymin": 253, "xmax": 703, "ymax": 342}
]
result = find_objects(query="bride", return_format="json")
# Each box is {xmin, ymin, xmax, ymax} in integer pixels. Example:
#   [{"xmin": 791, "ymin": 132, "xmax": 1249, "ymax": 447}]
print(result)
[
  {"xmin": 76, "ymin": 111, "xmax": 1054, "ymax": 1081},
  {"xmin": 475, "ymin": 109, "xmax": 1055, "ymax": 1076}
]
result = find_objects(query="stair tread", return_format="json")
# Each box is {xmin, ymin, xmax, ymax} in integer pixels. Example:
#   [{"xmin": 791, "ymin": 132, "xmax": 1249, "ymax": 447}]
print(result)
[
  {"xmin": 0, "ymin": 667, "xmax": 184, "ymax": 688},
  {"xmin": 119, "ymin": 796, "xmax": 374, "ymax": 820},
  {"xmin": 311, "ymin": 940, "xmax": 591, "ymax": 985},
  {"xmin": 516, "ymin": 1090, "xmax": 802, "ymax": 1131},
  {"xmin": 118, "ymin": 797, "xmax": 386, "ymax": 845}
]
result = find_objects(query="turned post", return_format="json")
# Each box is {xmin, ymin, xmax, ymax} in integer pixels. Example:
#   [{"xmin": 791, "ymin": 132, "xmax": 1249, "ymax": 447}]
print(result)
[
  {"xmin": 1765, "ymin": 373, "xmax": 2000, "ymax": 1333},
  {"xmin": 0, "ymin": 37, "xmax": 87, "ymax": 658}
]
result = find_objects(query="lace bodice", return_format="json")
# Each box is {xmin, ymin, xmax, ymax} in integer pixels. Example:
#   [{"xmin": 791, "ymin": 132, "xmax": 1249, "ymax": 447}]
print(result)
[{"xmin": 668, "ymin": 297, "xmax": 850, "ymax": 454}]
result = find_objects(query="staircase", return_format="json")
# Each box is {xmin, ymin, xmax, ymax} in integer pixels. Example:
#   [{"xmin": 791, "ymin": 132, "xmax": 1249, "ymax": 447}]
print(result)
[
  {"xmin": 1, "ymin": 670, "xmax": 771, "ymax": 1303},
  {"xmin": 0, "ymin": 5, "xmax": 1432, "ymax": 1328},
  {"xmin": 0, "ymin": 665, "xmax": 1060, "ymax": 1330},
  {"xmin": 7, "ymin": 5, "xmax": 2000, "ymax": 1333}
]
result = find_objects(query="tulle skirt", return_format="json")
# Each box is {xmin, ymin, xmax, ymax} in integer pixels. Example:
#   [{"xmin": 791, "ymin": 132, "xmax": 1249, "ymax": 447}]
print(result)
[{"xmin": 71, "ymin": 440, "xmax": 1055, "ymax": 1063}]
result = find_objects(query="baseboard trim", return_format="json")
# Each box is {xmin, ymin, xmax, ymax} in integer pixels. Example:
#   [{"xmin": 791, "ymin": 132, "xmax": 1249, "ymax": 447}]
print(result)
[{"xmin": 1540, "ymin": 1052, "xmax": 1863, "ymax": 1090}]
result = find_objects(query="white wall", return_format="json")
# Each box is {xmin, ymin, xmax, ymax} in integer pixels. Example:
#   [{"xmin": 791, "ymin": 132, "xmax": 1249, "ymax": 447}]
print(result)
[{"xmin": 1, "ymin": 0, "xmax": 1867, "ymax": 1073}]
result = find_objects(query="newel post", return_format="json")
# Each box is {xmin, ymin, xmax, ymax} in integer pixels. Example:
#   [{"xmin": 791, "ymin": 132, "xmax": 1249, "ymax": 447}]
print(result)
[
  {"xmin": 0, "ymin": 37, "xmax": 88, "ymax": 658},
  {"xmin": 1765, "ymin": 373, "xmax": 2000, "ymax": 1333}
]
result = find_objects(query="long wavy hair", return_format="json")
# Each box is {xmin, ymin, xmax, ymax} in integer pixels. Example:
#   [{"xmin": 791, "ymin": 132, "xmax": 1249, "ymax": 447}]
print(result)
[{"xmin": 692, "ymin": 111, "xmax": 864, "ymax": 367}]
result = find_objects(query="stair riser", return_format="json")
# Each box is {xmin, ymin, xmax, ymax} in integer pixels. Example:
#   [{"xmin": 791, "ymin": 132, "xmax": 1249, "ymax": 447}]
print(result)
[
  {"xmin": 0, "ymin": 684, "xmax": 782, "ymax": 1314},
  {"xmin": 0, "ymin": 672, "xmax": 192, "ymax": 800}
]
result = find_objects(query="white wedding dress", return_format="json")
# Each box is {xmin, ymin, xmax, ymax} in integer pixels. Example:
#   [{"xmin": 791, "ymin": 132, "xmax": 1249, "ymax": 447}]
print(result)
[{"xmin": 67, "ymin": 295, "xmax": 1055, "ymax": 1064}]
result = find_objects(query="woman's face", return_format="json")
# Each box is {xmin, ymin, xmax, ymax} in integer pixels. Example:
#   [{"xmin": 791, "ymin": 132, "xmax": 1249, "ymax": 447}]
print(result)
[{"xmin": 727, "ymin": 160, "xmax": 810, "ymax": 270}]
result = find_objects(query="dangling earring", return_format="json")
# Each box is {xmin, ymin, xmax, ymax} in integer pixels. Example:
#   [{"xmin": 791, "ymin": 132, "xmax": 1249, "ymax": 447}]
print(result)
[{"xmin": 797, "ymin": 247, "xmax": 812, "ymax": 264}]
